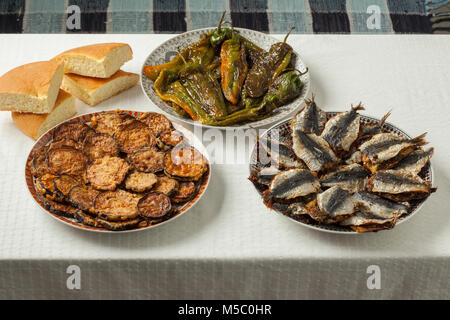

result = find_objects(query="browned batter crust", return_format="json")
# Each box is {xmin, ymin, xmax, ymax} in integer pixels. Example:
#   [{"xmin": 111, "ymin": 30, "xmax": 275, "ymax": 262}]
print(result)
[
  {"xmin": 113, "ymin": 120, "xmax": 156, "ymax": 153},
  {"xmin": 47, "ymin": 147, "xmax": 88, "ymax": 179},
  {"xmin": 127, "ymin": 146, "xmax": 165, "ymax": 173},
  {"xmin": 48, "ymin": 138, "xmax": 81, "ymax": 152},
  {"xmin": 31, "ymin": 145, "xmax": 49, "ymax": 177},
  {"xmin": 83, "ymin": 133, "xmax": 119, "ymax": 161},
  {"xmin": 164, "ymin": 146, "xmax": 208, "ymax": 181},
  {"xmin": 90, "ymin": 111, "xmax": 135, "ymax": 136},
  {"xmin": 171, "ymin": 181, "xmax": 196, "ymax": 203},
  {"xmin": 53, "ymin": 121, "xmax": 94, "ymax": 143},
  {"xmin": 94, "ymin": 189, "xmax": 142, "ymax": 221},
  {"xmin": 137, "ymin": 192, "xmax": 172, "ymax": 219},
  {"xmin": 68, "ymin": 185, "xmax": 100, "ymax": 212},
  {"xmin": 159, "ymin": 129, "xmax": 183, "ymax": 148},
  {"xmin": 53, "ymin": 174, "xmax": 79, "ymax": 197},
  {"xmin": 86, "ymin": 156, "xmax": 130, "ymax": 191},
  {"xmin": 139, "ymin": 112, "xmax": 172, "ymax": 136},
  {"xmin": 124, "ymin": 171, "xmax": 158, "ymax": 192},
  {"xmin": 152, "ymin": 176, "xmax": 179, "ymax": 196}
]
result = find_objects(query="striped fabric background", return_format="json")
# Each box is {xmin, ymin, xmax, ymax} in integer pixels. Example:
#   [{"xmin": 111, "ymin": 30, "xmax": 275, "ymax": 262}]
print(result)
[{"xmin": 0, "ymin": 0, "xmax": 448, "ymax": 34}]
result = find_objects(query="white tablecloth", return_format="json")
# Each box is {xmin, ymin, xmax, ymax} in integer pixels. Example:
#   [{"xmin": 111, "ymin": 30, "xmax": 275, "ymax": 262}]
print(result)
[{"xmin": 0, "ymin": 34, "xmax": 449, "ymax": 300}]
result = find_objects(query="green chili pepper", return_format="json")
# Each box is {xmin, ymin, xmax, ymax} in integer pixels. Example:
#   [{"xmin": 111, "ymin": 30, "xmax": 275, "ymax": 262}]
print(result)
[
  {"xmin": 144, "ymin": 33, "xmax": 215, "ymax": 81},
  {"xmin": 207, "ymin": 69, "xmax": 305, "ymax": 126},
  {"xmin": 178, "ymin": 56, "xmax": 228, "ymax": 118},
  {"xmin": 154, "ymin": 69, "xmax": 210, "ymax": 123},
  {"xmin": 244, "ymin": 27, "xmax": 295, "ymax": 98},
  {"xmin": 210, "ymin": 11, "xmax": 233, "ymax": 48},
  {"xmin": 220, "ymin": 30, "xmax": 248, "ymax": 105}
]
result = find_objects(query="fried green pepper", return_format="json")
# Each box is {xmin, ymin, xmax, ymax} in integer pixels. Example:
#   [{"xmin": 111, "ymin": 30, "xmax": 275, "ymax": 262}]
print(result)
[
  {"xmin": 220, "ymin": 30, "xmax": 248, "ymax": 105},
  {"xmin": 144, "ymin": 33, "xmax": 216, "ymax": 81},
  {"xmin": 210, "ymin": 11, "xmax": 233, "ymax": 48},
  {"xmin": 244, "ymin": 28, "xmax": 295, "ymax": 98},
  {"xmin": 178, "ymin": 58, "xmax": 228, "ymax": 118},
  {"xmin": 207, "ymin": 69, "xmax": 304, "ymax": 126},
  {"xmin": 154, "ymin": 69, "xmax": 209, "ymax": 122}
]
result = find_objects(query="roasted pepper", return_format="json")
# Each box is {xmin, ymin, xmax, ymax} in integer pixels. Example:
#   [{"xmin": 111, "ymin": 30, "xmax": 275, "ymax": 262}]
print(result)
[
  {"xmin": 154, "ymin": 69, "xmax": 209, "ymax": 122},
  {"xmin": 178, "ymin": 57, "xmax": 228, "ymax": 118},
  {"xmin": 210, "ymin": 11, "xmax": 233, "ymax": 48},
  {"xmin": 220, "ymin": 30, "xmax": 248, "ymax": 105},
  {"xmin": 244, "ymin": 28, "xmax": 295, "ymax": 98},
  {"xmin": 144, "ymin": 33, "xmax": 215, "ymax": 81},
  {"xmin": 207, "ymin": 69, "xmax": 304, "ymax": 126}
]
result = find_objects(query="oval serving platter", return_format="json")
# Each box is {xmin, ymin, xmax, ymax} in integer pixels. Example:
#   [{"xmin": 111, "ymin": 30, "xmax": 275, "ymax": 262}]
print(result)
[
  {"xmin": 249, "ymin": 112, "xmax": 433, "ymax": 234},
  {"xmin": 140, "ymin": 27, "xmax": 310, "ymax": 130},
  {"xmin": 25, "ymin": 110, "xmax": 211, "ymax": 233}
]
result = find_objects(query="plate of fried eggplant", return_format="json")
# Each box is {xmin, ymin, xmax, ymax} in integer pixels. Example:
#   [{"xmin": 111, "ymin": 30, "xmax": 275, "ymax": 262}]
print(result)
[
  {"xmin": 141, "ymin": 12, "xmax": 310, "ymax": 129},
  {"xmin": 249, "ymin": 95, "xmax": 436, "ymax": 233},
  {"xmin": 25, "ymin": 110, "xmax": 210, "ymax": 232}
]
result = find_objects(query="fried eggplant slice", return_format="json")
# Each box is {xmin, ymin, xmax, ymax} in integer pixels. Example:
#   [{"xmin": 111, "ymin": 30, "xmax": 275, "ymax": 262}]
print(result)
[
  {"xmin": 94, "ymin": 189, "xmax": 142, "ymax": 221},
  {"xmin": 90, "ymin": 111, "xmax": 135, "ymax": 136},
  {"xmin": 137, "ymin": 192, "xmax": 172, "ymax": 220},
  {"xmin": 124, "ymin": 171, "xmax": 158, "ymax": 192},
  {"xmin": 291, "ymin": 130, "xmax": 338, "ymax": 172},
  {"xmin": 391, "ymin": 147, "xmax": 434, "ymax": 175},
  {"xmin": 53, "ymin": 174, "xmax": 79, "ymax": 197},
  {"xmin": 97, "ymin": 217, "xmax": 142, "ymax": 231},
  {"xmin": 171, "ymin": 181, "xmax": 197, "ymax": 203},
  {"xmin": 53, "ymin": 121, "xmax": 94, "ymax": 143},
  {"xmin": 260, "ymin": 136, "xmax": 306, "ymax": 169},
  {"xmin": 31, "ymin": 145, "xmax": 49, "ymax": 177},
  {"xmin": 83, "ymin": 133, "xmax": 120, "ymax": 161},
  {"xmin": 152, "ymin": 176, "xmax": 179, "ymax": 196},
  {"xmin": 159, "ymin": 130, "xmax": 183, "ymax": 148},
  {"xmin": 359, "ymin": 132, "xmax": 427, "ymax": 173},
  {"xmin": 127, "ymin": 147, "xmax": 165, "ymax": 173},
  {"xmin": 68, "ymin": 185, "xmax": 100, "ymax": 212},
  {"xmin": 267, "ymin": 169, "xmax": 320, "ymax": 200},
  {"xmin": 321, "ymin": 104, "xmax": 364, "ymax": 152},
  {"xmin": 164, "ymin": 146, "xmax": 208, "ymax": 181},
  {"xmin": 47, "ymin": 147, "xmax": 88, "ymax": 179},
  {"xmin": 36, "ymin": 173, "xmax": 64, "ymax": 202},
  {"xmin": 368, "ymin": 170, "xmax": 435, "ymax": 201},
  {"xmin": 73, "ymin": 210, "xmax": 100, "ymax": 228},
  {"xmin": 290, "ymin": 94, "xmax": 327, "ymax": 135},
  {"xmin": 320, "ymin": 164, "xmax": 369, "ymax": 193},
  {"xmin": 308, "ymin": 186, "xmax": 355, "ymax": 224},
  {"xmin": 113, "ymin": 120, "xmax": 157, "ymax": 153},
  {"xmin": 86, "ymin": 156, "xmax": 130, "ymax": 191},
  {"xmin": 48, "ymin": 138, "xmax": 81, "ymax": 152},
  {"xmin": 138, "ymin": 112, "xmax": 173, "ymax": 137},
  {"xmin": 36, "ymin": 191, "xmax": 81, "ymax": 219}
]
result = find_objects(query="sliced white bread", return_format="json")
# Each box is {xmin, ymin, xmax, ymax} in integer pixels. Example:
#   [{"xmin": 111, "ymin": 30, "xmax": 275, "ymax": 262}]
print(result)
[
  {"xmin": 53, "ymin": 43, "xmax": 133, "ymax": 78},
  {"xmin": 11, "ymin": 90, "xmax": 76, "ymax": 140},
  {"xmin": 61, "ymin": 70, "xmax": 139, "ymax": 106},
  {"xmin": 0, "ymin": 61, "xmax": 64, "ymax": 113}
]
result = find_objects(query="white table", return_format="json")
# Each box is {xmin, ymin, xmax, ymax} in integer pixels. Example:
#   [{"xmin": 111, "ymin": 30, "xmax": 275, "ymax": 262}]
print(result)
[{"xmin": 0, "ymin": 34, "xmax": 449, "ymax": 299}]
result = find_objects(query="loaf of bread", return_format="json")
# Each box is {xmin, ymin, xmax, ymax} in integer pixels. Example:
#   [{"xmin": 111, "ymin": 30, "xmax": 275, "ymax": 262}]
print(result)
[
  {"xmin": 0, "ymin": 61, "xmax": 64, "ymax": 113},
  {"xmin": 53, "ymin": 43, "xmax": 133, "ymax": 78},
  {"xmin": 11, "ymin": 90, "xmax": 76, "ymax": 140},
  {"xmin": 61, "ymin": 70, "xmax": 139, "ymax": 106}
]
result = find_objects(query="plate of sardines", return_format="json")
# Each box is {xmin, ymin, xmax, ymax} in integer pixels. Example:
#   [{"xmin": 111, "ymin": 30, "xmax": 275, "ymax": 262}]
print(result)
[
  {"xmin": 25, "ymin": 110, "xmax": 210, "ymax": 232},
  {"xmin": 141, "ymin": 12, "xmax": 310, "ymax": 129},
  {"xmin": 249, "ymin": 95, "xmax": 436, "ymax": 233}
]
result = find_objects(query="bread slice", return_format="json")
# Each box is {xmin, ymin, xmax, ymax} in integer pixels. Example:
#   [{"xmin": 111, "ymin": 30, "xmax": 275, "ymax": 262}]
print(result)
[
  {"xmin": 12, "ymin": 90, "xmax": 76, "ymax": 140},
  {"xmin": 61, "ymin": 70, "xmax": 139, "ymax": 106},
  {"xmin": 54, "ymin": 43, "xmax": 133, "ymax": 78},
  {"xmin": 0, "ymin": 61, "xmax": 64, "ymax": 113}
]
